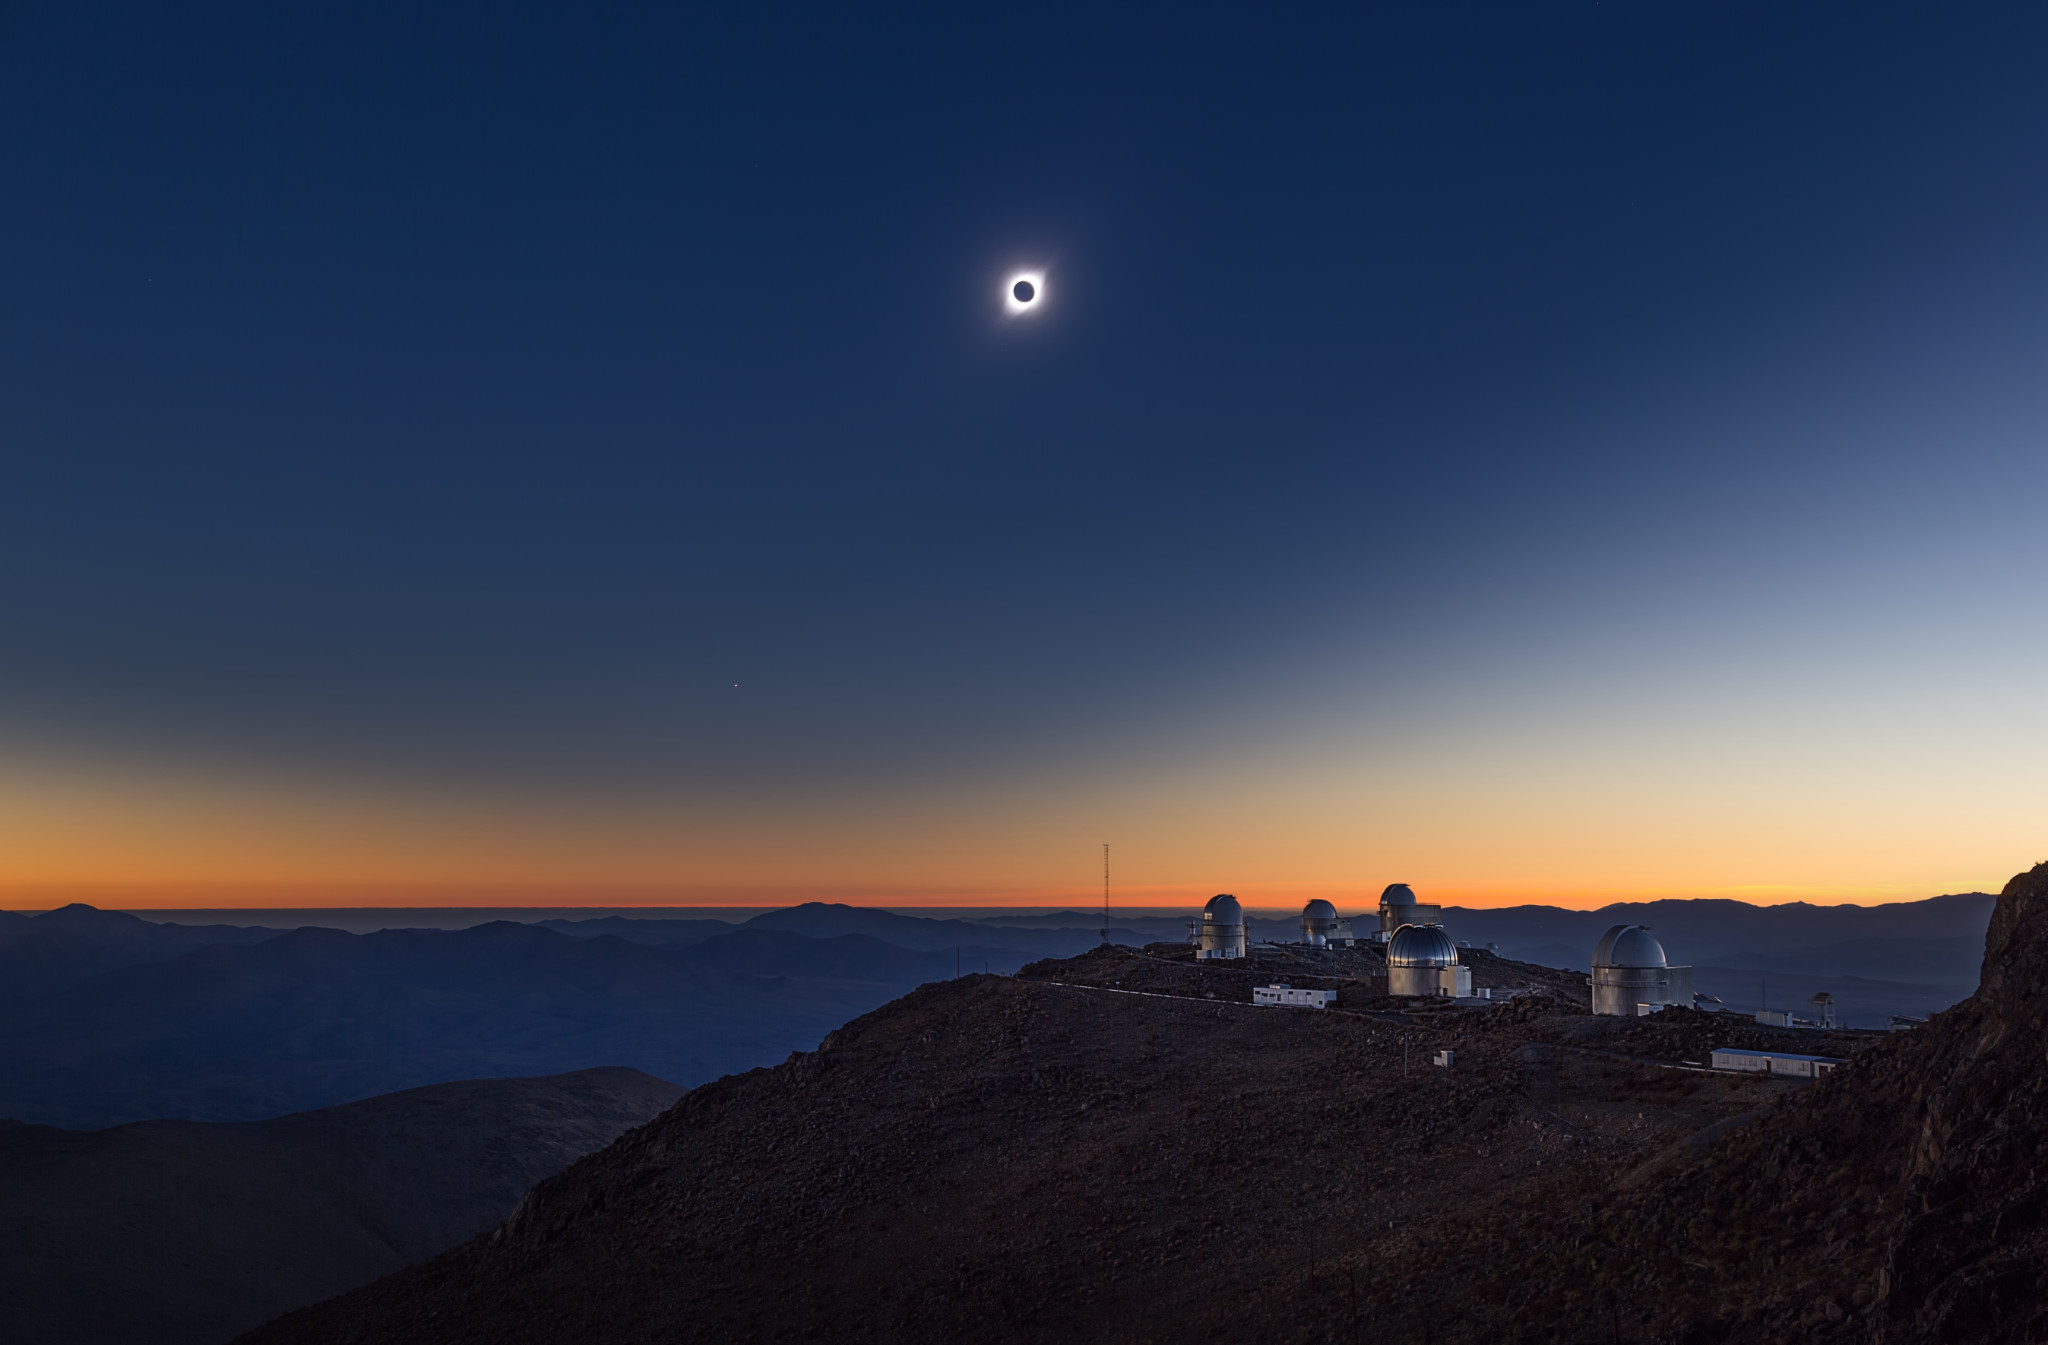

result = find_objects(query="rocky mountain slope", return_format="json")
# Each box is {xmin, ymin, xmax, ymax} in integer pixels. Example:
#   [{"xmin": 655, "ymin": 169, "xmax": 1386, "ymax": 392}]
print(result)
[
  {"xmin": 0, "ymin": 1068, "xmax": 681, "ymax": 1345},
  {"xmin": 240, "ymin": 863, "xmax": 2048, "ymax": 1344},
  {"xmin": 1534, "ymin": 860, "xmax": 2048, "ymax": 1343}
]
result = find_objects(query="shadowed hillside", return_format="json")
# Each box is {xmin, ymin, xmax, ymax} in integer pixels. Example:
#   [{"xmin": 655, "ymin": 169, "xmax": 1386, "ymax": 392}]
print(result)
[
  {"xmin": 0, "ymin": 1068, "xmax": 681, "ymax": 1345},
  {"xmin": 241, "ymin": 862, "xmax": 2048, "ymax": 1344}
]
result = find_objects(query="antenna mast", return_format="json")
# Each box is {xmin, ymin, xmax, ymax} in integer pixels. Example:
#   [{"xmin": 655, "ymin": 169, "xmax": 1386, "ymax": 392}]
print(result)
[{"xmin": 1102, "ymin": 843, "xmax": 1110, "ymax": 943}]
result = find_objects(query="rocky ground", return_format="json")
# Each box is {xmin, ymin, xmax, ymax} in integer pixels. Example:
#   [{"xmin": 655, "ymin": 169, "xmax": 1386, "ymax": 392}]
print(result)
[
  {"xmin": 242, "ymin": 927, "xmax": 1896, "ymax": 1342},
  {"xmin": 243, "ymin": 864, "xmax": 2048, "ymax": 1344}
]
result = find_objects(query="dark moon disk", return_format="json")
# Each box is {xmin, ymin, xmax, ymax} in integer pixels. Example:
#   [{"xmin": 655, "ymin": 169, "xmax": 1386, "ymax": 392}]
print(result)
[{"xmin": 1012, "ymin": 279, "xmax": 1035, "ymax": 303}]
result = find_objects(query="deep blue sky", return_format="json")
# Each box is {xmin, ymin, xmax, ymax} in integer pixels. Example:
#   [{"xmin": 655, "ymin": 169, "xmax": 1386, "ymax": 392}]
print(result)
[{"xmin": 4, "ymin": 3, "xmax": 2046, "ymax": 902}]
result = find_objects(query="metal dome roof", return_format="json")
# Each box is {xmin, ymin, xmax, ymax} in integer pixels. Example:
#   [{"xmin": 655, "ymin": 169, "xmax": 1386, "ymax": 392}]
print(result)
[
  {"xmin": 1592, "ymin": 924, "xmax": 1668, "ymax": 969},
  {"xmin": 1379, "ymin": 883, "xmax": 1418, "ymax": 905},
  {"xmin": 1302, "ymin": 899, "xmax": 1337, "ymax": 919},
  {"xmin": 1386, "ymin": 923, "xmax": 1458, "ymax": 968},
  {"xmin": 1203, "ymin": 893, "xmax": 1243, "ymax": 923}
]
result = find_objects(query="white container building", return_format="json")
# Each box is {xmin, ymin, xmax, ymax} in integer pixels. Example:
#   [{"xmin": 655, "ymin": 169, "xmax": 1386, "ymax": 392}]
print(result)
[
  {"xmin": 1709, "ymin": 1048, "xmax": 1842, "ymax": 1078},
  {"xmin": 1253, "ymin": 983, "xmax": 1337, "ymax": 1009}
]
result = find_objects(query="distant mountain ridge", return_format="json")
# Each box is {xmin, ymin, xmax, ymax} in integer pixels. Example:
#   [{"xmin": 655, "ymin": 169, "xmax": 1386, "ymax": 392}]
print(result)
[
  {"xmin": 538, "ymin": 902, "xmax": 1152, "ymax": 959},
  {"xmin": 0, "ymin": 919, "xmax": 1006, "ymax": 1127},
  {"xmin": 0, "ymin": 903, "xmax": 282, "ymax": 998},
  {"xmin": 0, "ymin": 894, "xmax": 1997, "ymax": 1125},
  {"xmin": 739, "ymin": 902, "xmax": 1151, "ymax": 956},
  {"xmin": 1437, "ymin": 891, "xmax": 1996, "ymax": 966},
  {"xmin": 1439, "ymin": 893, "xmax": 1996, "ymax": 1022}
]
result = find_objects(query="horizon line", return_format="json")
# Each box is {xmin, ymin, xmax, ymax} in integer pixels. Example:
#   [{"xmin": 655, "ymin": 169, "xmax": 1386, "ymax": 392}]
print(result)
[{"xmin": 0, "ymin": 889, "xmax": 1995, "ymax": 918}]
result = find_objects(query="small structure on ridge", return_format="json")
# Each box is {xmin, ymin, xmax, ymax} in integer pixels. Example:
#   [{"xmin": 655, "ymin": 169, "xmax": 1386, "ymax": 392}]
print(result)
[{"xmin": 1253, "ymin": 983, "xmax": 1337, "ymax": 1009}]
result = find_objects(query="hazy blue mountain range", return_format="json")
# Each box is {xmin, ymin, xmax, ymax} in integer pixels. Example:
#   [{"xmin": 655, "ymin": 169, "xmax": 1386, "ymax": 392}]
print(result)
[
  {"xmin": 0, "ymin": 904, "xmax": 282, "ymax": 999},
  {"xmin": 531, "ymin": 915, "xmax": 746, "ymax": 947},
  {"xmin": 0, "ymin": 918, "xmax": 1026, "ymax": 1128},
  {"xmin": 0, "ymin": 895, "xmax": 1996, "ymax": 1127},
  {"xmin": 0, "ymin": 1068, "xmax": 681, "ymax": 1345},
  {"xmin": 1436, "ymin": 893, "xmax": 1995, "ymax": 965},
  {"xmin": 546, "ymin": 903, "xmax": 1150, "ymax": 958},
  {"xmin": 1439, "ymin": 894, "xmax": 1995, "ymax": 1025},
  {"xmin": 984, "ymin": 910, "xmax": 1198, "ymax": 937}
]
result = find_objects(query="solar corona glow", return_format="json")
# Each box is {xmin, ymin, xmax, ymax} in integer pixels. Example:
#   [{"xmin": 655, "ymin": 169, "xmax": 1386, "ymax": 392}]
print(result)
[{"xmin": 1004, "ymin": 271, "xmax": 1044, "ymax": 315}]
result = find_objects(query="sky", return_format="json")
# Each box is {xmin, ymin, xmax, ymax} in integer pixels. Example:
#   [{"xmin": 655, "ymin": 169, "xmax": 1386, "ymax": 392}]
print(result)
[{"xmin": 3, "ymin": 3, "xmax": 2046, "ymax": 910}]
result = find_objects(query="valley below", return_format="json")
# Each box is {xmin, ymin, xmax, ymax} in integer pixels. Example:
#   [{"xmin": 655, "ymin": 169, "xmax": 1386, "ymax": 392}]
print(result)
[{"xmin": 0, "ymin": 1068, "xmax": 682, "ymax": 1345}]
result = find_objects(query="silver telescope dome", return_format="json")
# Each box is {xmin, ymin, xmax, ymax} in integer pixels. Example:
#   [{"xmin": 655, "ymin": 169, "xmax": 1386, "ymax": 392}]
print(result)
[
  {"xmin": 1386, "ymin": 923, "xmax": 1458, "ymax": 968},
  {"xmin": 1592, "ymin": 924, "xmax": 1668, "ymax": 970}
]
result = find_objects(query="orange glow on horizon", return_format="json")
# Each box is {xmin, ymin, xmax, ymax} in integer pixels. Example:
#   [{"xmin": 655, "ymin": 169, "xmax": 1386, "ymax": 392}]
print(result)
[
  {"xmin": 0, "ymin": 877, "xmax": 1989, "ymax": 914},
  {"xmin": 0, "ymin": 717, "xmax": 2028, "ymax": 915}
]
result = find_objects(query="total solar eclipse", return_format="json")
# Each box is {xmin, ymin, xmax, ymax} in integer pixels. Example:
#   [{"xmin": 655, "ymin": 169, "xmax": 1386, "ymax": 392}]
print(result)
[{"xmin": 1004, "ymin": 270, "xmax": 1046, "ymax": 315}]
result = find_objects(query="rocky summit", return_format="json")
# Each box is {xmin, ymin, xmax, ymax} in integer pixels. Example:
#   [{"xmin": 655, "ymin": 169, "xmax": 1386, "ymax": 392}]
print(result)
[{"xmin": 243, "ymin": 863, "xmax": 2048, "ymax": 1344}]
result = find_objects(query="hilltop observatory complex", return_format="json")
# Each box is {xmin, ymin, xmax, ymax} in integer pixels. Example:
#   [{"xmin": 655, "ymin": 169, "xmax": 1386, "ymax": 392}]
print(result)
[{"xmin": 1190, "ymin": 884, "xmax": 1488, "ymax": 1000}]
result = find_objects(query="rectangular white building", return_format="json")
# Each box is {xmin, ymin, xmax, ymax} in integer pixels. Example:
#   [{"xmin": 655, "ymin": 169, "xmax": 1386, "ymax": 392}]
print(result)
[
  {"xmin": 1253, "ymin": 983, "xmax": 1337, "ymax": 1009},
  {"xmin": 1710, "ymin": 1047, "xmax": 1842, "ymax": 1078}
]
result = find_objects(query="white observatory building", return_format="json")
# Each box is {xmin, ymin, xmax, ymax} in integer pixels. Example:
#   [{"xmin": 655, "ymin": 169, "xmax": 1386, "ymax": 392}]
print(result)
[
  {"xmin": 1300, "ymin": 898, "xmax": 1338, "ymax": 947},
  {"xmin": 1590, "ymin": 924, "xmax": 1695, "ymax": 1016},
  {"xmin": 1386, "ymin": 923, "xmax": 1472, "ymax": 998},
  {"xmin": 1197, "ymin": 893, "xmax": 1247, "ymax": 960},
  {"xmin": 1375, "ymin": 883, "xmax": 1443, "ymax": 943}
]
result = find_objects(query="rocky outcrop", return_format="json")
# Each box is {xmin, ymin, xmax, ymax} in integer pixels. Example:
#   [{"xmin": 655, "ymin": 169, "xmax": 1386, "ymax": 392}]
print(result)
[
  {"xmin": 1534, "ymin": 861, "xmax": 2048, "ymax": 1343},
  {"xmin": 1868, "ymin": 860, "xmax": 2048, "ymax": 1341}
]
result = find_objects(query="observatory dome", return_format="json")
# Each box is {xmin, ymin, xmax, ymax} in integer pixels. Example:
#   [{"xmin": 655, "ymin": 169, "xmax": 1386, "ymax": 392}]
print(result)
[
  {"xmin": 1197, "ymin": 893, "xmax": 1247, "ymax": 959},
  {"xmin": 1386, "ymin": 923, "xmax": 1458, "ymax": 968},
  {"xmin": 1380, "ymin": 883, "xmax": 1417, "ymax": 906},
  {"xmin": 1300, "ymin": 897, "xmax": 1338, "ymax": 947},
  {"xmin": 1592, "ymin": 925, "xmax": 1667, "ymax": 970}
]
